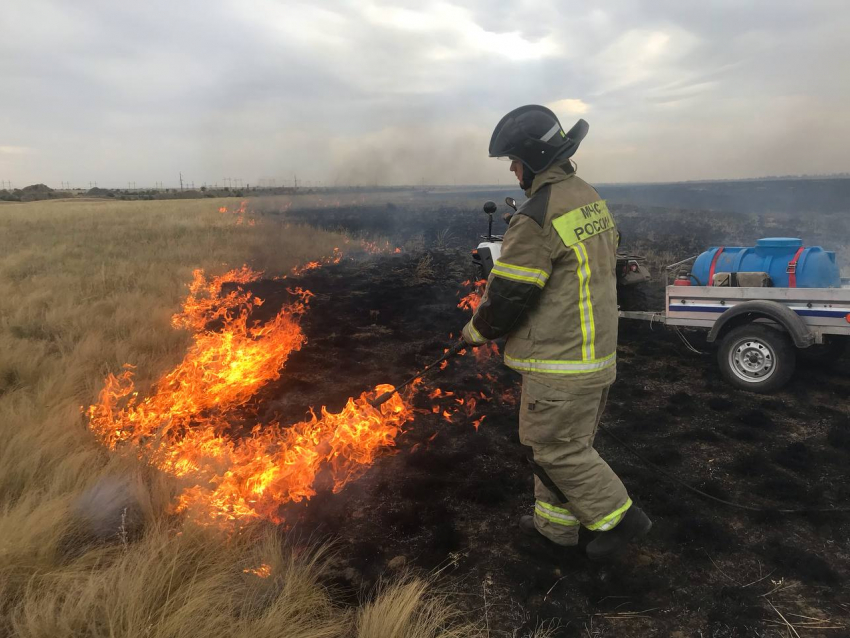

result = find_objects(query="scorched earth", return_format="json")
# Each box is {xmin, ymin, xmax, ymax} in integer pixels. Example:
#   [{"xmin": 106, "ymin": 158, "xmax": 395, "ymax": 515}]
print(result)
[{"xmin": 89, "ymin": 199, "xmax": 850, "ymax": 637}]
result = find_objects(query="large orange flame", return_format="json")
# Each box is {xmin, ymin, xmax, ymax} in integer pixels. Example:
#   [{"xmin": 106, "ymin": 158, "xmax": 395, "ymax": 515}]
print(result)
[{"xmin": 88, "ymin": 263, "xmax": 414, "ymax": 526}]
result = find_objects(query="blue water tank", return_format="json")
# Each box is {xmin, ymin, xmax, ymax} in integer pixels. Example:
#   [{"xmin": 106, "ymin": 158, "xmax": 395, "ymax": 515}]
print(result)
[{"xmin": 691, "ymin": 238, "xmax": 841, "ymax": 288}]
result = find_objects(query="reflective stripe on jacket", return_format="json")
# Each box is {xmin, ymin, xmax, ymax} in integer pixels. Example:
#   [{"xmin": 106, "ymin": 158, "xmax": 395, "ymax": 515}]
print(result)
[{"xmin": 463, "ymin": 162, "xmax": 618, "ymax": 391}]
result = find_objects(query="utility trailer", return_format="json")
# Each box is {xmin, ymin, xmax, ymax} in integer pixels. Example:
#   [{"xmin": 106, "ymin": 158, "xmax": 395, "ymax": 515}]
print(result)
[{"xmin": 620, "ymin": 257, "xmax": 850, "ymax": 393}]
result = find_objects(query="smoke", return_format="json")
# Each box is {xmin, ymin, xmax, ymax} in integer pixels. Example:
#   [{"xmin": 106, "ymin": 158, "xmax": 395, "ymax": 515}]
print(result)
[
  {"xmin": 328, "ymin": 124, "xmax": 504, "ymax": 186},
  {"xmin": 72, "ymin": 475, "xmax": 146, "ymax": 543}
]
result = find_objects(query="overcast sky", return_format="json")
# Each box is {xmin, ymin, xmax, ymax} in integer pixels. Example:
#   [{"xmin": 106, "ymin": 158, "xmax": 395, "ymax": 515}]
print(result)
[{"xmin": 2, "ymin": 0, "xmax": 849, "ymax": 188}]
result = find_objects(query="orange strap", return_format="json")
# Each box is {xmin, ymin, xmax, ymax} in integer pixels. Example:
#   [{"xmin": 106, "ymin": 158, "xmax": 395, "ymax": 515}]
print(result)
[
  {"xmin": 787, "ymin": 246, "xmax": 805, "ymax": 288},
  {"xmin": 708, "ymin": 247, "xmax": 724, "ymax": 286}
]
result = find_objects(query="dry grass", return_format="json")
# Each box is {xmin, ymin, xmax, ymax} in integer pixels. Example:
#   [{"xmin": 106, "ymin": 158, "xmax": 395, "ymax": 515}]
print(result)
[
  {"xmin": 0, "ymin": 197, "xmax": 486, "ymax": 638},
  {"xmin": 413, "ymin": 254, "xmax": 437, "ymax": 283},
  {"xmin": 356, "ymin": 576, "xmax": 479, "ymax": 638}
]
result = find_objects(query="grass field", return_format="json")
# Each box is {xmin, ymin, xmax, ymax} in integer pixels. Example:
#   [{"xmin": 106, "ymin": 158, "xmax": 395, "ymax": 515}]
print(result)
[{"xmin": 0, "ymin": 197, "xmax": 493, "ymax": 638}]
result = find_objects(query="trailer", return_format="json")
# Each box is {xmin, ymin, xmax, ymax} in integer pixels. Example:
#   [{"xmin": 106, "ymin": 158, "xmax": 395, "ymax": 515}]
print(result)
[{"xmin": 620, "ymin": 256, "xmax": 850, "ymax": 393}]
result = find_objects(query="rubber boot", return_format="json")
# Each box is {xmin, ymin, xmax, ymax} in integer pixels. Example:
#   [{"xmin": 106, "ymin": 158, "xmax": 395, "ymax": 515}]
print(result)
[{"xmin": 585, "ymin": 506, "xmax": 652, "ymax": 561}]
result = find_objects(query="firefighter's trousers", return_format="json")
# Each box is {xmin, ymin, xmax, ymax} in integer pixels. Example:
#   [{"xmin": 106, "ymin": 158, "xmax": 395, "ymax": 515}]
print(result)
[{"xmin": 519, "ymin": 375, "xmax": 632, "ymax": 546}]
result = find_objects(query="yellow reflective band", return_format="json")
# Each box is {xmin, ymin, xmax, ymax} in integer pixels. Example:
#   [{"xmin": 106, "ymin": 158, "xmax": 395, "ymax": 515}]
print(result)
[
  {"xmin": 587, "ymin": 498, "xmax": 632, "ymax": 531},
  {"xmin": 552, "ymin": 200, "xmax": 615, "ymax": 248},
  {"xmin": 572, "ymin": 242, "xmax": 595, "ymax": 361},
  {"xmin": 535, "ymin": 501, "xmax": 580, "ymax": 526},
  {"xmin": 467, "ymin": 320, "xmax": 486, "ymax": 345},
  {"xmin": 491, "ymin": 260, "xmax": 550, "ymax": 289},
  {"xmin": 536, "ymin": 501, "xmax": 575, "ymax": 516},
  {"xmin": 504, "ymin": 352, "xmax": 616, "ymax": 375}
]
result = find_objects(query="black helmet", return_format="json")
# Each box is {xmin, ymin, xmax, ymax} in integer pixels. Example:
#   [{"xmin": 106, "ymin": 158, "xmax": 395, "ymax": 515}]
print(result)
[{"xmin": 489, "ymin": 105, "xmax": 588, "ymax": 174}]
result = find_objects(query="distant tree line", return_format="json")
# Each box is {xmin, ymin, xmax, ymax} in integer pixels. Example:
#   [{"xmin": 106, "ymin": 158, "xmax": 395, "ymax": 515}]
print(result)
[
  {"xmin": 0, "ymin": 184, "xmax": 261, "ymax": 202},
  {"xmin": 0, "ymin": 183, "xmax": 72, "ymax": 202},
  {"xmin": 0, "ymin": 182, "xmax": 421, "ymax": 203}
]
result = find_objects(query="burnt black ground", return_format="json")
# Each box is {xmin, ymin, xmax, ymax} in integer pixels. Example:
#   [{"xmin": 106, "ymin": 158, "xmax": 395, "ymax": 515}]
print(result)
[{"xmin": 238, "ymin": 201, "xmax": 850, "ymax": 637}]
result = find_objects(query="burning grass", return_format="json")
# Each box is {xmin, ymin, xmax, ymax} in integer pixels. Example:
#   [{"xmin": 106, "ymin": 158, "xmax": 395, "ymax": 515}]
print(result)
[
  {"xmin": 0, "ymin": 197, "xmax": 490, "ymax": 637},
  {"xmin": 88, "ymin": 266, "xmax": 415, "ymax": 526}
]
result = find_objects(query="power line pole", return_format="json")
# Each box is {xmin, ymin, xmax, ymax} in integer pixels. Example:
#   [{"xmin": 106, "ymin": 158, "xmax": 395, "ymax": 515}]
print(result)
[{"xmin": 179, "ymin": 172, "xmax": 184, "ymax": 191}]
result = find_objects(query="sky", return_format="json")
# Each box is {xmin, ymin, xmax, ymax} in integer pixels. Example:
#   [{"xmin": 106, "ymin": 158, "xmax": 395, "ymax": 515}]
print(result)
[{"xmin": 1, "ymin": 0, "xmax": 849, "ymax": 188}]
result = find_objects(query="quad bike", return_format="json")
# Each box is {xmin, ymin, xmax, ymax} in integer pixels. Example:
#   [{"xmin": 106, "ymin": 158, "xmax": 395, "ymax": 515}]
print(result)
[{"xmin": 471, "ymin": 199, "xmax": 652, "ymax": 310}]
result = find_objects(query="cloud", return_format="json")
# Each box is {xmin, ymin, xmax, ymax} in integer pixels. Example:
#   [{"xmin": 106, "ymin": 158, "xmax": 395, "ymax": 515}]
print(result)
[
  {"xmin": 1, "ymin": 0, "xmax": 849, "ymax": 186},
  {"xmin": 0, "ymin": 146, "xmax": 34, "ymax": 155},
  {"xmin": 549, "ymin": 99, "xmax": 591, "ymax": 116},
  {"xmin": 361, "ymin": 2, "xmax": 560, "ymax": 61}
]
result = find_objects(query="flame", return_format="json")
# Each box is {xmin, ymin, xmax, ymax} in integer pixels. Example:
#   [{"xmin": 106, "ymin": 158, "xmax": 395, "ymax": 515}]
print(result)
[
  {"xmin": 88, "ymin": 263, "xmax": 414, "ymax": 526},
  {"xmin": 288, "ymin": 248, "xmax": 343, "ymax": 277},
  {"xmin": 457, "ymin": 279, "xmax": 486, "ymax": 313},
  {"xmin": 172, "ymin": 265, "xmax": 263, "ymax": 332},
  {"xmin": 455, "ymin": 280, "xmax": 498, "ymax": 363},
  {"xmin": 361, "ymin": 239, "xmax": 402, "ymax": 254},
  {"xmin": 291, "ymin": 261, "xmax": 321, "ymax": 275},
  {"xmin": 220, "ymin": 201, "xmax": 251, "ymax": 225},
  {"xmin": 474, "ymin": 341, "xmax": 499, "ymax": 363},
  {"xmin": 244, "ymin": 563, "xmax": 272, "ymax": 577}
]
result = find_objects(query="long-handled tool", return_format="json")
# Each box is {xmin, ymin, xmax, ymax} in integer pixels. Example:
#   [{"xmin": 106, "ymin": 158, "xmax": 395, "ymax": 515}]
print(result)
[{"xmin": 369, "ymin": 340, "xmax": 466, "ymax": 408}]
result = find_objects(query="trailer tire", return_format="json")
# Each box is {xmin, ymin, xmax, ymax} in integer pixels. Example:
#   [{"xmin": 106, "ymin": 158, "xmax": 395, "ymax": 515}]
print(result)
[{"xmin": 718, "ymin": 324, "xmax": 796, "ymax": 393}]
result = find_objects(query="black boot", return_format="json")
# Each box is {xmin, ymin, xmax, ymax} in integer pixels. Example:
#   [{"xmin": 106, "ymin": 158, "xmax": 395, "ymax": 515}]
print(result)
[
  {"xmin": 585, "ymin": 506, "xmax": 652, "ymax": 561},
  {"xmin": 519, "ymin": 515, "xmax": 583, "ymax": 549}
]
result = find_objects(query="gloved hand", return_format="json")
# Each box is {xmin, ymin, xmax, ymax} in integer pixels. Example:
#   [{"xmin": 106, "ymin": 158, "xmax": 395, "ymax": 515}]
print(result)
[{"xmin": 462, "ymin": 320, "xmax": 488, "ymax": 346}]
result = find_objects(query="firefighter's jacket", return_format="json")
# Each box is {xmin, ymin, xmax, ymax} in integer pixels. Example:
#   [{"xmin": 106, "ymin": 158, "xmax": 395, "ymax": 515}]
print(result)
[{"xmin": 463, "ymin": 162, "xmax": 618, "ymax": 392}]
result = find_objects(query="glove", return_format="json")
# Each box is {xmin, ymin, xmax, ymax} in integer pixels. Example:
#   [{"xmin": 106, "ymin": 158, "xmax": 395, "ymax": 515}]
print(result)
[{"xmin": 462, "ymin": 320, "xmax": 488, "ymax": 346}]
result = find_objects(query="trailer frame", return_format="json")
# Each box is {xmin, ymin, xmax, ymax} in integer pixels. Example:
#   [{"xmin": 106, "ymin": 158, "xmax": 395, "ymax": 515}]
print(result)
[{"xmin": 618, "ymin": 256, "xmax": 850, "ymax": 393}]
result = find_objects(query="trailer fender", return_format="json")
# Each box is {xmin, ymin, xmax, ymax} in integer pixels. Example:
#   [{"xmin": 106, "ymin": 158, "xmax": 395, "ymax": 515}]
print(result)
[{"xmin": 706, "ymin": 300, "xmax": 814, "ymax": 348}]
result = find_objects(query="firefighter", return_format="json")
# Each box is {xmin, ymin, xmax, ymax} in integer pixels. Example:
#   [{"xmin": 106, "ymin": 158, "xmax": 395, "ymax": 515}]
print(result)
[{"xmin": 462, "ymin": 105, "xmax": 651, "ymax": 560}]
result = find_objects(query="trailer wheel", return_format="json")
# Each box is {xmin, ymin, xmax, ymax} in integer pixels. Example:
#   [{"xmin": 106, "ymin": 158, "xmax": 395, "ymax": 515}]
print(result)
[{"xmin": 718, "ymin": 324, "xmax": 796, "ymax": 393}]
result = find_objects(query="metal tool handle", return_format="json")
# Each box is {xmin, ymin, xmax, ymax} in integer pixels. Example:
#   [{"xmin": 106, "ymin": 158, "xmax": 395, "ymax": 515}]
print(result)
[{"xmin": 369, "ymin": 339, "xmax": 466, "ymax": 408}]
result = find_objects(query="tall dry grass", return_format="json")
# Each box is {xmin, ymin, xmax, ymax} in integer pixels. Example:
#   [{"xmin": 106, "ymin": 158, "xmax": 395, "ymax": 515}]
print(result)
[{"xmin": 0, "ymin": 197, "xmax": 486, "ymax": 638}]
